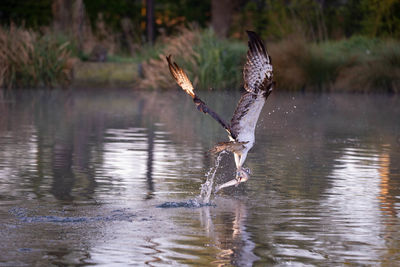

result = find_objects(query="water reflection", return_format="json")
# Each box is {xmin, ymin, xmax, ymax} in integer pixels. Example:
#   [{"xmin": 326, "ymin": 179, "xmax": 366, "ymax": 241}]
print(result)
[
  {"xmin": 321, "ymin": 145, "xmax": 386, "ymax": 263},
  {"xmin": 199, "ymin": 198, "xmax": 259, "ymax": 266},
  {"xmin": 0, "ymin": 89, "xmax": 400, "ymax": 265},
  {"xmin": 146, "ymin": 125, "xmax": 155, "ymax": 199},
  {"xmin": 378, "ymin": 148, "xmax": 397, "ymax": 217}
]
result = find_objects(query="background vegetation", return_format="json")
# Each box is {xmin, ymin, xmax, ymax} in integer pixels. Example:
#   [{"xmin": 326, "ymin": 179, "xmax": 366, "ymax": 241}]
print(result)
[
  {"xmin": 0, "ymin": 25, "xmax": 74, "ymax": 88},
  {"xmin": 0, "ymin": 0, "xmax": 399, "ymax": 92}
]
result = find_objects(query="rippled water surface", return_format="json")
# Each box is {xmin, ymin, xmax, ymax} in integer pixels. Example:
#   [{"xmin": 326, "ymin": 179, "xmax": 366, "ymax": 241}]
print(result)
[{"xmin": 1, "ymin": 89, "xmax": 400, "ymax": 266}]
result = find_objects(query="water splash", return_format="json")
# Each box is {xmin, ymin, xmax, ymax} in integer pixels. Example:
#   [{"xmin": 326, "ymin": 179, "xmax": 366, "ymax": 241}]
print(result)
[
  {"xmin": 9, "ymin": 207, "xmax": 136, "ymax": 223},
  {"xmin": 157, "ymin": 199, "xmax": 214, "ymax": 208},
  {"xmin": 200, "ymin": 151, "xmax": 226, "ymax": 203},
  {"xmin": 156, "ymin": 151, "xmax": 225, "ymax": 208}
]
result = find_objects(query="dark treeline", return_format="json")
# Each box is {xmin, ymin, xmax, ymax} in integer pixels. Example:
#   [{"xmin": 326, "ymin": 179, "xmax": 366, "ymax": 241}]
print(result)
[{"xmin": 0, "ymin": 0, "xmax": 399, "ymax": 42}]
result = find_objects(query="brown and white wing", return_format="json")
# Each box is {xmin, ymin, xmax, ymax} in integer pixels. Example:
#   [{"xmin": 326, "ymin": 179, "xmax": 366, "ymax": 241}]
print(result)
[
  {"xmin": 230, "ymin": 92, "xmax": 266, "ymax": 141},
  {"xmin": 167, "ymin": 55, "xmax": 195, "ymax": 98},
  {"xmin": 166, "ymin": 55, "xmax": 233, "ymax": 137},
  {"xmin": 243, "ymin": 31, "xmax": 273, "ymax": 94}
]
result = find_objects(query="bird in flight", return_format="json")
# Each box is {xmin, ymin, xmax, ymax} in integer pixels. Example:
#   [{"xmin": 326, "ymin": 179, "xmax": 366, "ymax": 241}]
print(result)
[{"xmin": 167, "ymin": 31, "xmax": 274, "ymax": 192}]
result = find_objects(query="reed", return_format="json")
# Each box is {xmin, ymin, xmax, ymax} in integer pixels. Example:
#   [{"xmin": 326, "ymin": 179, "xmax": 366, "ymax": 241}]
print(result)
[
  {"xmin": 269, "ymin": 36, "xmax": 309, "ymax": 91},
  {"xmin": 269, "ymin": 35, "xmax": 400, "ymax": 92},
  {"xmin": 0, "ymin": 25, "xmax": 75, "ymax": 89},
  {"xmin": 139, "ymin": 28, "xmax": 246, "ymax": 90},
  {"xmin": 269, "ymin": 36, "xmax": 343, "ymax": 91},
  {"xmin": 333, "ymin": 38, "xmax": 400, "ymax": 93},
  {"xmin": 136, "ymin": 28, "xmax": 400, "ymax": 92}
]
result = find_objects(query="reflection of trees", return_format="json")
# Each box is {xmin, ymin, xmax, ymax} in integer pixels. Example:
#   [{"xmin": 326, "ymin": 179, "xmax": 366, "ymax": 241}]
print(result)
[
  {"xmin": 1, "ymin": 90, "xmax": 399, "ymax": 203},
  {"xmin": 2, "ymin": 90, "xmax": 399, "ymax": 203},
  {"xmin": 251, "ymin": 93, "xmax": 400, "ymax": 201},
  {"xmin": 379, "ymin": 148, "xmax": 400, "ymax": 264},
  {"xmin": 0, "ymin": 89, "xmax": 220, "ymax": 201},
  {"xmin": 202, "ymin": 198, "xmax": 259, "ymax": 266},
  {"xmin": 135, "ymin": 98, "xmax": 155, "ymax": 199},
  {"xmin": 0, "ymin": 90, "xmax": 6, "ymax": 130},
  {"xmin": 378, "ymin": 151, "xmax": 396, "ymax": 217},
  {"xmin": 145, "ymin": 125, "xmax": 155, "ymax": 199},
  {"xmin": 51, "ymin": 138, "xmax": 75, "ymax": 201},
  {"xmin": 168, "ymin": 197, "xmax": 259, "ymax": 266}
]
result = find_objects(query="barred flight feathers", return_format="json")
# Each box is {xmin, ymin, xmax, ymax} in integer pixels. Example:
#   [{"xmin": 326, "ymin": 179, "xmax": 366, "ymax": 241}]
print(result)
[
  {"xmin": 166, "ymin": 55, "xmax": 233, "ymax": 138},
  {"xmin": 166, "ymin": 55, "xmax": 195, "ymax": 98},
  {"xmin": 243, "ymin": 31, "xmax": 273, "ymax": 94}
]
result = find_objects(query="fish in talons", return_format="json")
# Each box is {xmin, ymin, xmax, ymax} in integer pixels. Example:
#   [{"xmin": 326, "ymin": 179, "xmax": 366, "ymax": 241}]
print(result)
[{"xmin": 215, "ymin": 167, "xmax": 251, "ymax": 193}]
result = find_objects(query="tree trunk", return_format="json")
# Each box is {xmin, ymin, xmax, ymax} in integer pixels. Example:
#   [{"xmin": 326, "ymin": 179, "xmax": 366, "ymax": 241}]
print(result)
[
  {"xmin": 52, "ymin": 0, "xmax": 86, "ymax": 50},
  {"xmin": 146, "ymin": 0, "xmax": 155, "ymax": 44},
  {"xmin": 212, "ymin": 0, "xmax": 236, "ymax": 38}
]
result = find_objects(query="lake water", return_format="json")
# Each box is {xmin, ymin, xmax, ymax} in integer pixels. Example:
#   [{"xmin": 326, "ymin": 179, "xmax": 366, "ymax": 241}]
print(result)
[{"xmin": 0, "ymin": 89, "xmax": 400, "ymax": 266}]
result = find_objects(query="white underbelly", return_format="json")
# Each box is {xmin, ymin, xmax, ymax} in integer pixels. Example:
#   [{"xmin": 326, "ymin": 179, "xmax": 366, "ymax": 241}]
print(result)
[{"xmin": 236, "ymin": 97, "xmax": 265, "ymax": 146}]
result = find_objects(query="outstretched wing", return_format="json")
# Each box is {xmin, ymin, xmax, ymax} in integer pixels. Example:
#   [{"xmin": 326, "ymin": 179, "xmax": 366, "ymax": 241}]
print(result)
[
  {"xmin": 166, "ymin": 55, "xmax": 234, "ymax": 138},
  {"xmin": 230, "ymin": 31, "xmax": 274, "ymax": 141},
  {"xmin": 243, "ymin": 31, "xmax": 273, "ymax": 94},
  {"xmin": 230, "ymin": 92, "xmax": 266, "ymax": 141},
  {"xmin": 166, "ymin": 55, "xmax": 195, "ymax": 98}
]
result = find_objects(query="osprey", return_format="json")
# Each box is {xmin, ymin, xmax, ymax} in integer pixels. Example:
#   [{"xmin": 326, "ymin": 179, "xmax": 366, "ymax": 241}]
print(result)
[{"xmin": 167, "ymin": 31, "xmax": 274, "ymax": 191}]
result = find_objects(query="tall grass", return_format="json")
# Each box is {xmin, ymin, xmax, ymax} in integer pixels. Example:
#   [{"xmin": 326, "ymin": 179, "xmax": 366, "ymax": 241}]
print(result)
[
  {"xmin": 139, "ymin": 27, "xmax": 198, "ymax": 89},
  {"xmin": 139, "ymin": 29, "xmax": 399, "ymax": 93},
  {"xmin": 0, "ymin": 25, "xmax": 75, "ymax": 89},
  {"xmin": 194, "ymin": 30, "xmax": 247, "ymax": 90},
  {"xmin": 334, "ymin": 39, "xmax": 400, "ymax": 93},
  {"xmin": 268, "ymin": 36, "xmax": 309, "ymax": 91},
  {"xmin": 270, "ymin": 35, "xmax": 400, "ymax": 92},
  {"xmin": 269, "ymin": 36, "xmax": 346, "ymax": 91},
  {"xmin": 139, "ymin": 28, "xmax": 246, "ymax": 90}
]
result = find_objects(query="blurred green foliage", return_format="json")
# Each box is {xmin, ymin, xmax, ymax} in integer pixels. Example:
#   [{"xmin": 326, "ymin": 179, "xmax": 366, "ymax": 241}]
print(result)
[
  {"xmin": 235, "ymin": 0, "xmax": 400, "ymax": 40},
  {"xmin": 1, "ymin": 0, "xmax": 398, "ymax": 39},
  {"xmin": 0, "ymin": 26, "xmax": 74, "ymax": 88},
  {"xmin": 138, "ymin": 28, "xmax": 246, "ymax": 90},
  {"xmin": 156, "ymin": 0, "xmax": 210, "ymax": 31},
  {"xmin": 83, "ymin": 0, "xmax": 141, "ymax": 31},
  {"xmin": 193, "ymin": 29, "xmax": 246, "ymax": 90}
]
